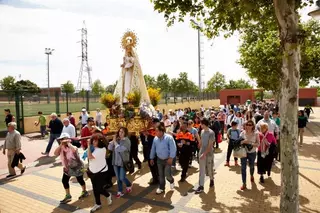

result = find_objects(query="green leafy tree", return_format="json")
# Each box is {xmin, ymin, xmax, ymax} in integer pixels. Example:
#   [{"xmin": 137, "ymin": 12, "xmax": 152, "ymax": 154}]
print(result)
[
  {"xmin": 0, "ymin": 76, "xmax": 16, "ymax": 90},
  {"xmin": 61, "ymin": 81, "xmax": 75, "ymax": 94},
  {"xmin": 0, "ymin": 76, "xmax": 16, "ymax": 103},
  {"xmin": 105, "ymin": 81, "xmax": 117, "ymax": 94},
  {"xmin": 150, "ymin": 1, "xmax": 315, "ymax": 211},
  {"xmin": 144, "ymin": 74, "xmax": 157, "ymax": 88},
  {"xmin": 91, "ymin": 80, "xmax": 105, "ymax": 96},
  {"xmin": 79, "ymin": 89, "xmax": 86, "ymax": 100},
  {"xmin": 239, "ymin": 19, "xmax": 320, "ymax": 92},
  {"xmin": 225, "ymin": 79, "xmax": 252, "ymax": 89},
  {"xmin": 156, "ymin": 74, "xmax": 170, "ymax": 93},
  {"xmin": 205, "ymin": 72, "xmax": 226, "ymax": 93},
  {"xmin": 15, "ymin": 80, "xmax": 40, "ymax": 94}
]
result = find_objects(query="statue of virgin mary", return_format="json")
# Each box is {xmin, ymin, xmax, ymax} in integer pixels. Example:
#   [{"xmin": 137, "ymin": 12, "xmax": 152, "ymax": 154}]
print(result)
[{"xmin": 113, "ymin": 31, "xmax": 150, "ymax": 105}]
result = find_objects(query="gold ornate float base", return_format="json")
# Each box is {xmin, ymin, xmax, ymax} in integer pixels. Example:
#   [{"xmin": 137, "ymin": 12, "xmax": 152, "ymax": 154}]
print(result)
[{"xmin": 106, "ymin": 116, "xmax": 148, "ymax": 135}]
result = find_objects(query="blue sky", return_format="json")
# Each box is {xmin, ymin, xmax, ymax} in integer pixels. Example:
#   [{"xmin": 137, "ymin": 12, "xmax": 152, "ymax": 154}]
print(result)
[{"xmin": 0, "ymin": 0, "xmax": 315, "ymax": 89}]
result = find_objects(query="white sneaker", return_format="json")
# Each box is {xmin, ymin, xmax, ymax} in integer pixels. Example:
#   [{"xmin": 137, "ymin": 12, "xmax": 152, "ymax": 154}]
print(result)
[
  {"xmin": 156, "ymin": 188, "xmax": 164, "ymax": 194},
  {"xmin": 90, "ymin": 204, "xmax": 102, "ymax": 213},
  {"xmin": 170, "ymin": 182, "xmax": 175, "ymax": 190},
  {"xmin": 107, "ymin": 195, "xmax": 112, "ymax": 206}
]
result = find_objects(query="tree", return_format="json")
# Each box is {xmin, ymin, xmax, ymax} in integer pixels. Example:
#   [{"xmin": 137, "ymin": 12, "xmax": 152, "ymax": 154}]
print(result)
[
  {"xmin": 225, "ymin": 79, "xmax": 252, "ymax": 89},
  {"xmin": 61, "ymin": 81, "xmax": 75, "ymax": 94},
  {"xmin": 0, "ymin": 76, "xmax": 16, "ymax": 90},
  {"xmin": 15, "ymin": 80, "xmax": 40, "ymax": 94},
  {"xmin": 239, "ymin": 19, "xmax": 320, "ymax": 92},
  {"xmin": 79, "ymin": 88, "xmax": 86, "ymax": 99},
  {"xmin": 144, "ymin": 74, "xmax": 157, "ymax": 88},
  {"xmin": 91, "ymin": 80, "xmax": 105, "ymax": 96},
  {"xmin": 0, "ymin": 76, "xmax": 16, "ymax": 103},
  {"xmin": 205, "ymin": 72, "xmax": 226, "ymax": 93},
  {"xmin": 150, "ymin": 1, "xmax": 314, "ymax": 211},
  {"xmin": 105, "ymin": 81, "xmax": 117, "ymax": 94},
  {"xmin": 156, "ymin": 74, "xmax": 170, "ymax": 93}
]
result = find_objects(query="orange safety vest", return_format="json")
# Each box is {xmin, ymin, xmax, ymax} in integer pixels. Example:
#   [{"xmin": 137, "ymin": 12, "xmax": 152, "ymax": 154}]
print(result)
[
  {"xmin": 176, "ymin": 131, "xmax": 194, "ymax": 142},
  {"xmin": 102, "ymin": 127, "xmax": 110, "ymax": 135}
]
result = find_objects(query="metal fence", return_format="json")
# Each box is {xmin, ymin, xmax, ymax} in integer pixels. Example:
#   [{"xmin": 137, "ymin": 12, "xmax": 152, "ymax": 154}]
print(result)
[{"xmin": 0, "ymin": 90, "xmax": 219, "ymax": 132}]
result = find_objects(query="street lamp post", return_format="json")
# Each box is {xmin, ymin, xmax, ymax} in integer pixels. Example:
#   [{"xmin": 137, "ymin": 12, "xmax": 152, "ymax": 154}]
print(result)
[
  {"xmin": 45, "ymin": 48, "xmax": 54, "ymax": 104},
  {"xmin": 191, "ymin": 20, "xmax": 202, "ymax": 92}
]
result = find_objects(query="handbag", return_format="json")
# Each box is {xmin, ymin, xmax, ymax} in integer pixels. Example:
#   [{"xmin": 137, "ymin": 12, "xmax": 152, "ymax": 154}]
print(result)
[
  {"xmin": 120, "ymin": 151, "xmax": 134, "ymax": 174},
  {"xmin": 233, "ymin": 147, "xmax": 247, "ymax": 158}
]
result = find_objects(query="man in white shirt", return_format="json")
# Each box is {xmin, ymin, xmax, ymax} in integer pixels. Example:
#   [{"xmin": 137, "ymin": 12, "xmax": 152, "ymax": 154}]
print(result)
[
  {"xmin": 62, "ymin": 118, "xmax": 76, "ymax": 138},
  {"xmin": 168, "ymin": 110, "xmax": 176, "ymax": 123},
  {"xmin": 225, "ymin": 109, "xmax": 235, "ymax": 130},
  {"xmin": 95, "ymin": 108, "xmax": 102, "ymax": 128},
  {"xmin": 81, "ymin": 109, "xmax": 88, "ymax": 128},
  {"xmin": 256, "ymin": 111, "xmax": 279, "ymax": 137}
]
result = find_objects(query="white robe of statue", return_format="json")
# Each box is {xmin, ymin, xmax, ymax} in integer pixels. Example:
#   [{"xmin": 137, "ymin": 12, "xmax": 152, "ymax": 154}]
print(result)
[{"xmin": 114, "ymin": 47, "xmax": 150, "ymax": 105}]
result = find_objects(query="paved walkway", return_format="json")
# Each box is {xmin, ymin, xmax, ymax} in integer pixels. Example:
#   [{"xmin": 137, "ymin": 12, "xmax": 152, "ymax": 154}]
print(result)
[{"xmin": 0, "ymin": 109, "xmax": 320, "ymax": 213}]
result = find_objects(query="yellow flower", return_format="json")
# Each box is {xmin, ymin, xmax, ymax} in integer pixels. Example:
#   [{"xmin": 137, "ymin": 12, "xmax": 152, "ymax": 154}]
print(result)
[
  {"xmin": 148, "ymin": 87, "xmax": 161, "ymax": 106},
  {"xmin": 100, "ymin": 93, "xmax": 117, "ymax": 108}
]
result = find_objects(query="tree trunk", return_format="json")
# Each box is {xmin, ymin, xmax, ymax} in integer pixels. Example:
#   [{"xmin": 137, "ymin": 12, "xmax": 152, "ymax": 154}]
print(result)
[{"xmin": 273, "ymin": 1, "xmax": 300, "ymax": 212}]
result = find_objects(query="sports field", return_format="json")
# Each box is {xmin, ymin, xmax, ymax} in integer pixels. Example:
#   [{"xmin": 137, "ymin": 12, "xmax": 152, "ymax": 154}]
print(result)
[{"xmin": 0, "ymin": 101, "xmax": 105, "ymax": 131}]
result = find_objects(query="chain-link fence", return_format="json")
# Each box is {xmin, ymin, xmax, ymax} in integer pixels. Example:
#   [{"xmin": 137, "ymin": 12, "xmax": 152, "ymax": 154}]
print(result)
[{"xmin": 0, "ymin": 90, "xmax": 219, "ymax": 133}]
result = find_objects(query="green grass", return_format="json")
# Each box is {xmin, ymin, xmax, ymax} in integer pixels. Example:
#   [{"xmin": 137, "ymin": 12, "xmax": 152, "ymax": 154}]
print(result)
[{"xmin": 0, "ymin": 100, "xmax": 105, "ymax": 131}]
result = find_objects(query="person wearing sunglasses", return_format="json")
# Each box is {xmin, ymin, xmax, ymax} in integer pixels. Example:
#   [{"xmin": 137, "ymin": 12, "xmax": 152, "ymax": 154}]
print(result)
[{"xmin": 239, "ymin": 120, "xmax": 260, "ymax": 190}]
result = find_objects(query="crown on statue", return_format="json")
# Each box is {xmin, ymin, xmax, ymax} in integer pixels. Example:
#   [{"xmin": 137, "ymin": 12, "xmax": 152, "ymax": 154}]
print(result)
[{"xmin": 121, "ymin": 30, "xmax": 138, "ymax": 50}]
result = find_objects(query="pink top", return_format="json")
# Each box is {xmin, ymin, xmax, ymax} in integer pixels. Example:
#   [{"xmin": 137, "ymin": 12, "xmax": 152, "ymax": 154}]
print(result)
[{"xmin": 258, "ymin": 132, "xmax": 276, "ymax": 152}]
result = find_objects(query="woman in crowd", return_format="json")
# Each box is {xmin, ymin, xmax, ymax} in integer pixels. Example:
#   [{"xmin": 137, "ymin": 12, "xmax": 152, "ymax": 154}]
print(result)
[
  {"xmin": 108, "ymin": 127, "xmax": 132, "ymax": 198},
  {"xmin": 54, "ymin": 133, "xmax": 88, "ymax": 204},
  {"xmin": 245, "ymin": 110, "xmax": 256, "ymax": 124},
  {"xmin": 225, "ymin": 121, "xmax": 240, "ymax": 167},
  {"xmin": 239, "ymin": 120, "xmax": 260, "ymax": 190},
  {"xmin": 257, "ymin": 123, "xmax": 276, "ymax": 183},
  {"xmin": 234, "ymin": 111, "xmax": 245, "ymax": 131},
  {"xmin": 163, "ymin": 114, "xmax": 172, "ymax": 132},
  {"xmin": 87, "ymin": 133, "xmax": 112, "ymax": 212},
  {"xmin": 298, "ymin": 110, "xmax": 308, "ymax": 147}
]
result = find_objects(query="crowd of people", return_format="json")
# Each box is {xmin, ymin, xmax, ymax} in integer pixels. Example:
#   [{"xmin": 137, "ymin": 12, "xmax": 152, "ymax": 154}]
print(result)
[{"xmin": 2, "ymin": 102, "xmax": 313, "ymax": 212}]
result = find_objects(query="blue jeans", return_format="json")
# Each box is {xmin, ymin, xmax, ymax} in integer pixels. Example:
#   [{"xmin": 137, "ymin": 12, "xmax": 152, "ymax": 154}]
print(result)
[
  {"xmin": 240, "ymin": 152, "xmax": 256, "ymax": 185},
  {"xmin": 45, "ymin": 134, "xmax": 60, "ymax": 154},
  {"xmin": 113, "ymin": 165, "xmax": 131, "ymax": 192},
  {"xmin": 40, "ymin": 126, "xmax": 46, "ymax": 137}
]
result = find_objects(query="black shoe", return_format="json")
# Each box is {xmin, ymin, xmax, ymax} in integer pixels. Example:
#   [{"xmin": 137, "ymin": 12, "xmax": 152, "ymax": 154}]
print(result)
[
  {"xmin": 179, "ymin": 178, "xmax": 185, "ymax": 183},
  {"xmin": 209, "ymin": 179, "xmax": 214, "ymax": 188},
  {"xmin": 104, "ymin": 183, "xmax": 113, "ymax": 189},
  {"xmin": 138, "ymin": 164, "xmax": 142, "ymax": 169},
  {"xmin": 260, "ymin": 176, "xmax": 265, "ymax": 183},
  {"xmin": 267, "ymin": 171, "xmax": 271, "ymax": 177},
  {"xmin": 143, "ymin": 159, "xmax": 148, "ymax": 162},
  {"xmin": 21, "ymin": 167, "xmax": 26, "ymax": 175},
  {"xmin": 6, "ymin": 174, "xmax": 16, "ymax": 178},
  {"xmin": 195, "ymin": 186, "xmax": 204, "ymax": 194}
]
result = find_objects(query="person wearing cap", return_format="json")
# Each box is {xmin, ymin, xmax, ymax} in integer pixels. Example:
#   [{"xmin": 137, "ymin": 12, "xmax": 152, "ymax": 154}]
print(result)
[
  {"xmin": 54, "ymin": 133, "xmax": 89, "ymax": 204},
  {"xmin": 81, "ymin": 117, "xmax": 95, "ymax": 150},
  {"xmin": 3, "ymin": 122, "xmax": 26, "ymax": 178},
  {"xmin": 81, "ymin": 109, "xmax": 89, "ymax": 128},
  {"xmin": 42, "ymin": 113, "xmax": 63, "ymax": 156},
  {"xmin": 62, "ymin": 118, "xmax": 76, "ymax": 138}
]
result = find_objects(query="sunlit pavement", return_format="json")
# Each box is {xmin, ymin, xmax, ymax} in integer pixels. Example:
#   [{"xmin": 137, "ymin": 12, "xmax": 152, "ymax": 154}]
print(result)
[{"xmin": 0, "ymin": 109, "xmax": 319, "ymax": 213}]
